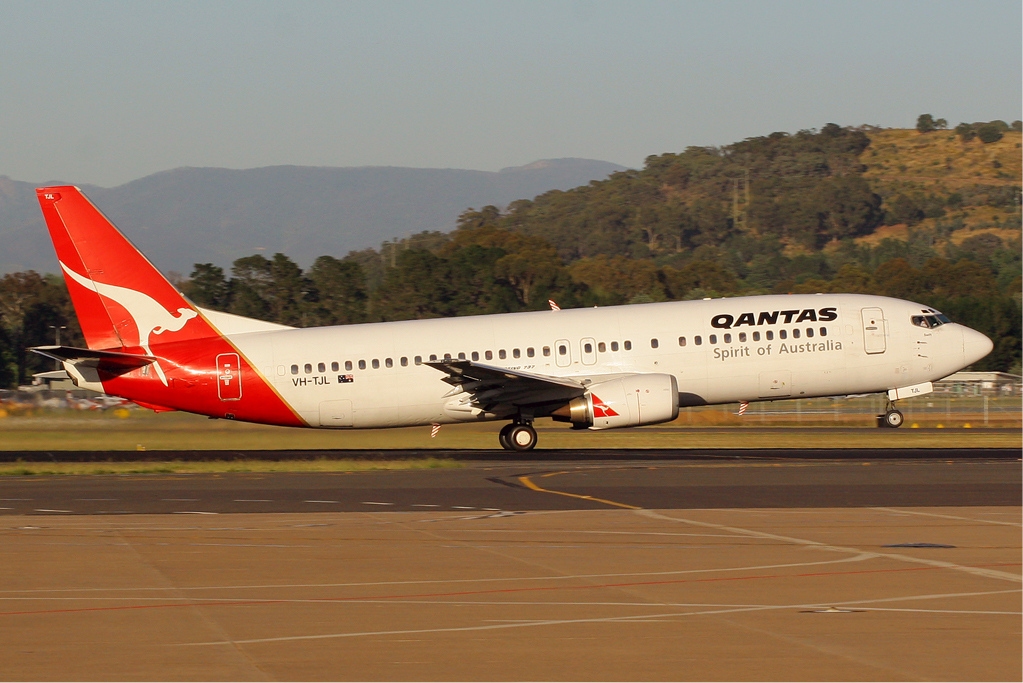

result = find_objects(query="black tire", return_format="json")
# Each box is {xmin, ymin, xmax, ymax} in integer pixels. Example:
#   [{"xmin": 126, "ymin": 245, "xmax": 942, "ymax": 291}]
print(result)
[
  {"xmin": 498, "ymin": 423, "xmax": 514, "ymax": 450},
  {"xmin": 507, "ymin": 424, "xmax": 538, "ymax": 451},
  {"xmin": 885, "ymin": 410, "xmax": 904, "ymax": 428}
]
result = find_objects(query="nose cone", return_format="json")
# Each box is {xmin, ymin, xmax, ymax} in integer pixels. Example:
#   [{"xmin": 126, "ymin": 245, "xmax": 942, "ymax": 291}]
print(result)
[{"xmin": 962, "ymin": 326, "xmax": 994, "ymax": 366}]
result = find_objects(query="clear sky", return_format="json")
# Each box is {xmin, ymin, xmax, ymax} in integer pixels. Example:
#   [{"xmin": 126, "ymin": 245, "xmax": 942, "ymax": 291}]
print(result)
[{"xmin": 2, "ymin": 0, "xmax": 1020, "ymax": 187}]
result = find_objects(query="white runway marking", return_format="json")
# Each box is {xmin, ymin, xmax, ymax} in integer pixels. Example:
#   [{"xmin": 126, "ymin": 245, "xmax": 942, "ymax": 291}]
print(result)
[
  {"xmin": 305, "ymin": 500, "xmax": 339, "ymax": 504},
  {"xmin": 173, "ymin": 511, "xmax": 218, "ymax": 515},
  {"xmin": 636, "ymin": 509, "xmax": 1023, "ymax": 583},
  {"xmin": 362, "ymin": 502, "xmax": 393, "ymax": 505},
  {"xmin": 872, "ymin": 507, "xmax": 1023, "ymax": 527},
  {"xmin": 177, "ymin": 589, "xmax": 1022, "ymax": 647},
  {"xmin": 34, "ymin": 509, "xmax": 71, "ymax": 513},
  {"xmin": 0, "ymin": 555, "xmax": 875, "ymax": 594}
]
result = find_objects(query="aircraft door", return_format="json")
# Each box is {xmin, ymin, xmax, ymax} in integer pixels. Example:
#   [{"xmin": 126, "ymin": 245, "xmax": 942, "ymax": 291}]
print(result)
[
  {"xmin": 555, "ymin": 339, "xmax": 572, "ymax": 367},
  {"xmin": 580, "ymin": 337, "xmax": 597, "ymax": 366},
  {"xmin": 216, "ymin": 353, "xmax": 242, "ymax": 400},
  {"xmin": 861, "ymin": 307, "xmax": 887, "ymax": 354}
]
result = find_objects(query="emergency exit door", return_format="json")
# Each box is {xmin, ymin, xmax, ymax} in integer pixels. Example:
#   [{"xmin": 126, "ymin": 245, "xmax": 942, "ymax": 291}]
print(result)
[
  {"xmin": 861, "ymin": 308, "xmax": 887, "ymax": 354},
  {"xmin": 216, "ymin": 353, "xmax": 243, "ymax": 400}
]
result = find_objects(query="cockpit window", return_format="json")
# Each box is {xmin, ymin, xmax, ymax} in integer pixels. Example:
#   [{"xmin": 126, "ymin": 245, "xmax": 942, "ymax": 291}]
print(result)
[{"xmin": 912, "ymin": 313, "xmax": 950, "ymax": 328}]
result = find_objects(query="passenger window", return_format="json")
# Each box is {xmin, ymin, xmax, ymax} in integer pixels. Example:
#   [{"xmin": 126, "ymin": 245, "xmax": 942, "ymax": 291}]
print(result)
[
  {"xmin": 543, "ymin": 346, "xmax": 551, "ymax": 357},
  {"xmin": 779, "ymin": 330, "xmax": 787, "ymax": 340},
  {"xmin": 385, "ymin": 358, "xmax": 393, "ymax": 368},
  {"xmin": 559, "ymin": 344, "xmax": 568, "ymax": 355},
  {"xmin": 527, "ymin": 347, "xmax": 534, "ymax": 357},
  {"xmin": 443, "ymin": 353, "xmax": 452, "ymax": 360},
  {"xmin": 819, "ymin": 327, "xmax": 827, "ymax": 337},
  {"xmin": 458, "ymin": 352, "xmax": 466, "ymax": 360},
  {"xmin": 792, "ymin": 329, "xmax": 800, "ymax": 339},
  {"xmin": 291, "ymin": 364, "xmax": 299, "ymax": 375},
  {"xmin": 766, "ymin": 331, "xmax": 774, "ymax": 341},
  {"xmin": 345, "ymin": 360, "xmax": 353, "ymax": 371},
  {"xmin": 650, "ymin": 338, "xmax": 658, "ymax": 349},
  {"xmin": 330, "ymin": 361, "xmax": 339, "ymax": 372},
  {"xmin": 738, "ymin": 332, "xmax": 746, "ymax": 342},
  {"xmin": 624, "ymin": 340, "xmax": 632, "ymax": 351},
  {"xmin": 806, "ymin": 328, "xmax": 814, "ymax": 338},
  {"xmin": 485, "ymin": 350, "xmax": 493, "ymax": 360},
  {"xmin": 695, "ymin": 336, "xmax": 702, "ymax": 346},
  {"xmin": 401, "ymin": 357, "xmax": 408, "ymax": 367},
  {"xmin": 583, "ymin": 342, "xmax": 592, "ymax": 353},
  {"xmin": 598, "ymin": 342, "xmax": 606, "ymax": 352},
  {"xmin": 611, "ymin": 341, "xmax": 619, "ymax": 352},
  {"xmin": 304, "ymin": 363, "xmax": 312, "ymax": 374},
  {"xmin": 358, "ymin": 360, "xmax": 366, "ymax": 370},
  {"xmin": 499, "ymin": 349, "xmax": 507, "ymax": 360},
  {"xmin": 709, "ymin": 335, "xmax": 717, "ymax": 344},
  {"xmin": 513, "ymin": 348, "xmax": 520, "ymax": 359},
  {"xmin": 414, "ymin": 356, "xmax": 422, "ymax": 365},
  {"xmin": 372, "ymin": 359, "xmax": 380, "ymax": 369},
  {"xmin": 724, "ymin": 334, "xmax": 731, "ymax": 344},
  {"xmin": 471, "ymin": 351, "xmax": 479, "ymax": 361},
  {"xmin": 429, "ymin": 354, "xmax": 437, "ymax": 362},
  {"xmin": 752, "ymin": 331, "xmax": 760, "ymax": 342},
  {"xmin": 678, "ymin": 336, "xmax": 686, "ymax": 347},
  {"xmin": 318, "ymin": 362, "xmax": 326, "ymax": 373}
]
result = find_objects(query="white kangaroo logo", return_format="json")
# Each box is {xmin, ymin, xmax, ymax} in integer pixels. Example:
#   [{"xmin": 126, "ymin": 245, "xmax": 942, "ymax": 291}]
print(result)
[{"xmin": 61, "ymin": 261, "xmax": 198, "ymax": 386}]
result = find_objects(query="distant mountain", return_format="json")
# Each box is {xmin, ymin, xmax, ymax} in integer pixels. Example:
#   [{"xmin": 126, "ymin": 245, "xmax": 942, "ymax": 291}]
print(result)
[{"xmin": 0, "ymin": 158, "xmax": 626, "ymax": 275}]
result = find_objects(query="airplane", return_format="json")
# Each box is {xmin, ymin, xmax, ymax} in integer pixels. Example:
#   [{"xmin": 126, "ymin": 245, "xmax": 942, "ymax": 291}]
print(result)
[{"xmin": 31, "ymin": 186, "xmax": 993, "ymax": 451}]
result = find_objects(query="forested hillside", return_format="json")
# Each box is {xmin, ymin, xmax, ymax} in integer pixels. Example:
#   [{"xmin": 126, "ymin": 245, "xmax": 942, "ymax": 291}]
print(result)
[{"xmin": 2, "ymin": 120, "xmax": 1020, "ymax": 387}]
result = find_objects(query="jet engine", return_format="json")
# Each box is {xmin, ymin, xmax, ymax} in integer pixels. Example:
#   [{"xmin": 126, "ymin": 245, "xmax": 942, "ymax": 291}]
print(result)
[{"xmin": 551, "ymin": 374, "xmax": 679, "ymax": 429}]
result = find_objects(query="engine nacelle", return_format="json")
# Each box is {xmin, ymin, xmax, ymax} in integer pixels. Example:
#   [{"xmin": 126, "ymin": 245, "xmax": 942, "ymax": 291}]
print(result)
[{"xmin": 552, "ymin": 374, "xmax": 679, "ymax": 430}]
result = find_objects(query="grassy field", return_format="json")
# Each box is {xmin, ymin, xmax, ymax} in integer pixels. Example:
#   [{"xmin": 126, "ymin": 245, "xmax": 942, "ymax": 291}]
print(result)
[{"xmin": 0, "ymin": 396, "xmax": 1018, "ymax": 452}]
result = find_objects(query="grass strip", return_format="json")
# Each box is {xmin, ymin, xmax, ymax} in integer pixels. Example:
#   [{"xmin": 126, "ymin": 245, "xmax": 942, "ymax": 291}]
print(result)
[{"xmin": 0, "ymin": 458, "xmax": 463, "ymax": 476}]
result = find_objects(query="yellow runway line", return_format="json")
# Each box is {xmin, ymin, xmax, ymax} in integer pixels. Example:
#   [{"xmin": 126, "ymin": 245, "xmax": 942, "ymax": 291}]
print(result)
[{"xmin": 518, "ymin": 472, "xmax": 641, "ymax": 510}]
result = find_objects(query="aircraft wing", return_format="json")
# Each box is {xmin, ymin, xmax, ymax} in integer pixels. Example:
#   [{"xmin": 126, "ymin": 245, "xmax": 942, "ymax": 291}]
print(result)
[{"xmin": 424, "ymin": 360, "xmax": 585, "ymax": 410}]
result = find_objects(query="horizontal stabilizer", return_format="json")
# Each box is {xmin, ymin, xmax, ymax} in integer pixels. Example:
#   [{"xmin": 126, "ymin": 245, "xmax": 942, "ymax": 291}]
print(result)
[{"xmin": 31, "ymin": 345, "xmax": 157, "ymax": 371}]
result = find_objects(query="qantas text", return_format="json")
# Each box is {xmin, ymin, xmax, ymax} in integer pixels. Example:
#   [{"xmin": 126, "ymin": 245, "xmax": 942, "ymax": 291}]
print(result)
[{"xmin": 710, "ymin": 307, "xmax": 837, "ymax": 330}]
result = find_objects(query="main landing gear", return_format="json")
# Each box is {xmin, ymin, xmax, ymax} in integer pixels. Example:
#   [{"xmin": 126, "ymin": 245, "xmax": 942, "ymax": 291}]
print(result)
[
  {"xmin": 499, "ymin": 421, "xmax": 538, "ymax": 451},
  {"xmin": 877, "ymin": 400, "xmax": 904, "ymax": 428}
]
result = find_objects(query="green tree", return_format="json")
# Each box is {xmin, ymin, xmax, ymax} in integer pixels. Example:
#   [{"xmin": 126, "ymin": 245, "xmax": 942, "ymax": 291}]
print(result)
[
  {"xmin": 306, "ymin": 256, "xmax": 368, "ymax": 325},
  {"xmin": 976, "ymin": 123, "xmax": 1003, "ymax": 144},
  {"xmin": 184, "ymin": 263, "xmax": 230, "ymax": 309},
  {"xmin": 916, "ymin": 114, "xmax": 936, "ymax": 133}
]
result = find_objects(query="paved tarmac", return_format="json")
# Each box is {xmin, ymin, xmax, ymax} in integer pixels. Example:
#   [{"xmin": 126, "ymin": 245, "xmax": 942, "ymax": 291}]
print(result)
[
  {"xmin": 0, "ymin": 450, "xmax": 1018, "ymax": 515},
  {"xmin": 0, "ymin": 450, "xmax": 1019, "ymax": 680}
]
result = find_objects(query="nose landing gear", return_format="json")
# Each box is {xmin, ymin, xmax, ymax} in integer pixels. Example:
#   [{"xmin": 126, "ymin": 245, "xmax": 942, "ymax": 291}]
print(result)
[{"xmin": 499, "ymin": 421, "xmax": 538, "ymax": 451}]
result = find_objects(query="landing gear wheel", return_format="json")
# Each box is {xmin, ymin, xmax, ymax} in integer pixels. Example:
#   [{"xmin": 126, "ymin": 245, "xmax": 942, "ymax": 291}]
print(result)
[
  {"xmin": 884, "ymin": 409, "xmax": 904, "ymax": 428},
  {"xmin": 498, "ymin": 424, "xmax": 514, "ymax": 450},
  {"xmin": 507, "ymin": 424, "xmax": 538, "ymax": 451}
]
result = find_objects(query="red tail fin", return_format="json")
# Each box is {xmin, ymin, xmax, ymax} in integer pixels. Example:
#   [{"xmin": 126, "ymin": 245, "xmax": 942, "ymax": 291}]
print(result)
[{"xmin": 36, "ymin": 187, "xmax": 208, "ymax": 353}]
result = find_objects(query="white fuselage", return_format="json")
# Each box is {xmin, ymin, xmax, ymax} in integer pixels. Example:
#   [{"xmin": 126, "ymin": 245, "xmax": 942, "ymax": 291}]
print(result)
[{"xmin": 220, "ymin": 293, "xmax": 981, "ymax": 429}]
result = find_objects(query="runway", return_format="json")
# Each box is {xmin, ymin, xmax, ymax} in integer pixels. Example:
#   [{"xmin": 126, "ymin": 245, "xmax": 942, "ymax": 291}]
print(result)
[
  {"xmin": 0, "ymin": 449, "xmax": 1018, "ymax": 515},
  {"xmin": 1, "ymin": 450, "xmax": 1019, "ymax": 680}
]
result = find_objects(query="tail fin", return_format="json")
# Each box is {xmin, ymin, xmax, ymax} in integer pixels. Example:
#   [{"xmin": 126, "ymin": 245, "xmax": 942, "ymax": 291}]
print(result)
[{"xmin": 36, "ymin": 186, "xmax": 206, "ymax": 354}]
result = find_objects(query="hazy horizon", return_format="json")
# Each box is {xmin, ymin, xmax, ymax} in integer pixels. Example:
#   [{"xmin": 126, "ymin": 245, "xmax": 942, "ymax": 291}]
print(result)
[{"xmin": 2, "ymin": 0, "xmax": 1020, "ymax": 187}]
